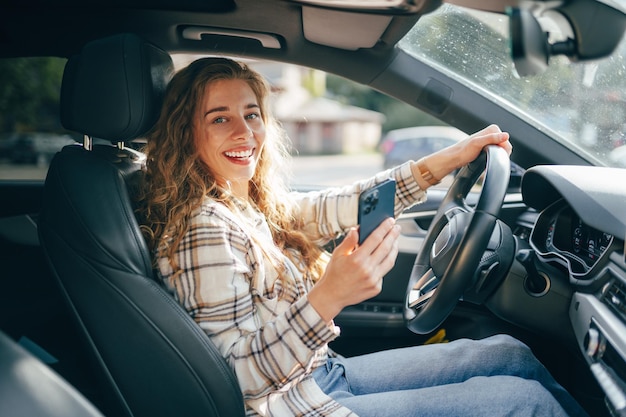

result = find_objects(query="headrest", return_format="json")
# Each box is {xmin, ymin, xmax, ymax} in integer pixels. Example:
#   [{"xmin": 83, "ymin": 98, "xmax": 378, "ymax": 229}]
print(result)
[{"xmin": 60, "ymin": 33, "xmax": 174, "ymax": 143}]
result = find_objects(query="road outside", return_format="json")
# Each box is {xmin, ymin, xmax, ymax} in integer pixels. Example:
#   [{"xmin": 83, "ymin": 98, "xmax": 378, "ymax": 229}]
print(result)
[{"xmin": 289, "ymin": 153, "xmax": 384, "ymax": 187}]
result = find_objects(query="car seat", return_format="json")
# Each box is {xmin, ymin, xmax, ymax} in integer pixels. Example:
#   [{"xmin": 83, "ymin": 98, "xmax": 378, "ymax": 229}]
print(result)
[{"xmin": 38, "ymin": 33, "xmax": 245, "ymax": 417}]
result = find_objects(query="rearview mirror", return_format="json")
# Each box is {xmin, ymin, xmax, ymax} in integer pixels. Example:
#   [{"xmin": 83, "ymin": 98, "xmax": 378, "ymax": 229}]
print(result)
[
  {"xmin": 508, "ymin": 8, "xmax": 550, "ymax": 77},
  {"xmin": 508, "ymin": 2, "xmax": 626, "ymax": 77}
]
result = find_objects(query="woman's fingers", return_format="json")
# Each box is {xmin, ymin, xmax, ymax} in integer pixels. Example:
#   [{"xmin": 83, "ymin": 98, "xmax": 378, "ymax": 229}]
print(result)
[
  {"xmin": 357, "ymin": 217, "xmax": 396, "ymax": 251},
  {"xmin": 318, "ymin": 218, "xmax": 400, "ymax": 306},
  {"xmin": 356, "ymin": 217, "xmax": 401, "ymax": 277}
]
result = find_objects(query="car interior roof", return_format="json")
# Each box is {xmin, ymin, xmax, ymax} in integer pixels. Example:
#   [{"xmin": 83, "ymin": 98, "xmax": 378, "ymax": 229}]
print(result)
[
  {"xmin": 0, "ymin": 0, "xmax": 420, "ymax": 58},
  {"xmin": 0, "ymin": 1, "xmax": 430, "ymax": 107}
]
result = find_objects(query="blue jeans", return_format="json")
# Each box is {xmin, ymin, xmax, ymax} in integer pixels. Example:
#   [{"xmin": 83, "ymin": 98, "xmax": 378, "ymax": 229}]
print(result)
[{"xmin": 312, "ymin": 334, "xmax": 589, "ymax": 417}]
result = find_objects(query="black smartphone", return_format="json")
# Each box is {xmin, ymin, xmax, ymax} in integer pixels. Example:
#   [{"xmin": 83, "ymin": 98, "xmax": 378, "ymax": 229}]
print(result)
[{"xmin": 357, "ymin": 178, "xmax": 396, "ymax": 245}]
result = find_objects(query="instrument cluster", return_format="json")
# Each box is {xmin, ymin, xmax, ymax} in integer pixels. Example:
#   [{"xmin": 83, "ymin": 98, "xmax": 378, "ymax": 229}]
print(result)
[{"xmin": 530, "ymin": 200, "xmax": 614, "ymax": 277}]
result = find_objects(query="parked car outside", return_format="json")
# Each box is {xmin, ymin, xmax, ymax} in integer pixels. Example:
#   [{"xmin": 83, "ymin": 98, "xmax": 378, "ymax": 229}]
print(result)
[
  {"xmin": 379, "ymin": 125, "xmax": 468, "ymax": 169},
  {"xmin": 0, "ymin": 133, "xmax": 18, "ymax": 161},
  {"xmin": 4, "ymin": 132, "xmax": 77, "ymax": 166}
]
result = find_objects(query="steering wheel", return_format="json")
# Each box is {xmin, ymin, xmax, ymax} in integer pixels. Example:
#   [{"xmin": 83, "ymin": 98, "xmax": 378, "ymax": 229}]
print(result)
[{"xmin": 404, "ymin": 145, "xmax": 512, "ymax": 334}]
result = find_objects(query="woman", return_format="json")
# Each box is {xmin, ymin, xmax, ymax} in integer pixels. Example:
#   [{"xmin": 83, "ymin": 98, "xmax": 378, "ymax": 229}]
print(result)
[{"xmin": 136, "ymin": 57, "xmax": 587, "ymax": 416}]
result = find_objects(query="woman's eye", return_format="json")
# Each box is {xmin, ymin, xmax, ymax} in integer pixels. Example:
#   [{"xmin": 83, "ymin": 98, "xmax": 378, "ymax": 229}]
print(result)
[
  {"xmin": 246, "ymin": 112, "xmax": 260, "ymax": 120},
  {"xmin": 213, "ymin": 117, "xmax": 227, "ymax": 124}
]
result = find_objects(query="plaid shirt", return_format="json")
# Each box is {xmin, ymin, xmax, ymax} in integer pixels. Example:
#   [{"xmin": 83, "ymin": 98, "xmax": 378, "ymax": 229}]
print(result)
[{"xmin": 156, "ymin": 162, "xmax": 425, "ymax": 416}]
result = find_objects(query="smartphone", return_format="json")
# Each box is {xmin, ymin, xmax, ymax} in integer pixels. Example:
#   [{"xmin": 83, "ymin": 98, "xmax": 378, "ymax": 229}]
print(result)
[{"xmin": 357, "ymin": 178, "xmax": 396, "ymax": 245}]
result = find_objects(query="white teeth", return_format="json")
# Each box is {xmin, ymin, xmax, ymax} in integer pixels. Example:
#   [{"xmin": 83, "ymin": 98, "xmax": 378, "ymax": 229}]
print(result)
[{"xmin": 224, "ymin": 149, "xmax": 253, "ymax": 158}]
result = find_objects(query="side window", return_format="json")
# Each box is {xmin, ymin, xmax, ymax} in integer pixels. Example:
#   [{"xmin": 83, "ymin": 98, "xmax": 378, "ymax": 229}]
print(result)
[
  {"xmin": 0, "ymin": 57, "xmax": 78, "ymax": 181},
  {"xmin": 277, "ymin": 68, "xmax": 521, "ymax": 191},
  {"xmin": 231, "ymin": 58, "xmax": 454, "ymax": 189},
  {"xmin": 1, "ymin": 54, "xmax": 509, "ymax": 190}
]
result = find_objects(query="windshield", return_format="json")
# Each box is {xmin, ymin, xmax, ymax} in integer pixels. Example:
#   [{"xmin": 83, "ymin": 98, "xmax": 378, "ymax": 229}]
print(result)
[{"xmin": 399, "ymin": 4, "xmax": 626, "ymax": 168}]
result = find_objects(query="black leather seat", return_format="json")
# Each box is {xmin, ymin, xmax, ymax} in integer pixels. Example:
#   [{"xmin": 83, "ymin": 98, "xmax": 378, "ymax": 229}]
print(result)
[{"xmin": 38, "ymin": 33, "xmax": 245, "ymax": 417}]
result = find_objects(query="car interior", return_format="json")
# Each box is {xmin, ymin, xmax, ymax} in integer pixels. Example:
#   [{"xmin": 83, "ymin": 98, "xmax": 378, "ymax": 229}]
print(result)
[{"xmin": 1, "ymin": 1, "xmax": 626, "ymax": 416}]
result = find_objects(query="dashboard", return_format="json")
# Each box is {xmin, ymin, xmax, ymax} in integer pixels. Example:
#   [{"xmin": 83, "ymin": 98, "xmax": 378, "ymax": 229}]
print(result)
[{"xmin": 521, "ymin": 165, "xmax": 626, "ymax": 416}]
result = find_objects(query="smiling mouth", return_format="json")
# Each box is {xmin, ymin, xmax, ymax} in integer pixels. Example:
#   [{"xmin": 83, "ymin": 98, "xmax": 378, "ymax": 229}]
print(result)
[{"xmin": 224, "ymin": 148, "xmax": 254, "ymax": 160}]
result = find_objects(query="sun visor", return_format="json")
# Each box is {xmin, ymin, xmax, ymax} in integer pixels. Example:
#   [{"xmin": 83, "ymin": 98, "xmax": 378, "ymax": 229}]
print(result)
[{"xmin": 301, "ymin": 6, "xmax": 392, "ymax": 50}]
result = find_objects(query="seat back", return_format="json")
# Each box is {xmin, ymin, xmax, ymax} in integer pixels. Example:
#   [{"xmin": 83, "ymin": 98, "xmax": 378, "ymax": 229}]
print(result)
[{"xmin": 38, "ymin": 33, "xmax": 245, "ymax": 417}]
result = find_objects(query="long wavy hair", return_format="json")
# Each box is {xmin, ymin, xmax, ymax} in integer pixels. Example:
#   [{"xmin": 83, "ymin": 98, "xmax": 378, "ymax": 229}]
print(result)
[{"xmin": 136, "ymin": 57, "xmax": 326, "ymax": 284}]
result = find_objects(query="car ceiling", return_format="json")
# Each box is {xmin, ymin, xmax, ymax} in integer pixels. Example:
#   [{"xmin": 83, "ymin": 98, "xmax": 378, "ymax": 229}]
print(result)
[
  {"xmin": 0, "ymin": 0, "xmax": 419, "ymax": 56},
  {"xmin": 2, "ymin": 0, "xmax": 624, "ymax": 73},
  {"xmin": 1, "ymin": 0, "xmax": 434, "ymax": 89}
]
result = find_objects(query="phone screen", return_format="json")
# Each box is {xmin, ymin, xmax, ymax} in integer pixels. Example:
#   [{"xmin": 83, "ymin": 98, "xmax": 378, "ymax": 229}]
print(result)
[{"xmin": 357, "ymin": 178, "xmax": 396, "ymax": 245}]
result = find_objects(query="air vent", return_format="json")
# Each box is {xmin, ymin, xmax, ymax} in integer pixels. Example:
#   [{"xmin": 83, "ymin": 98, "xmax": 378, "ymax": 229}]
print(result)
[{"xmin": 602, "ymin": 279, "xmax": 626, "ymax": 323}]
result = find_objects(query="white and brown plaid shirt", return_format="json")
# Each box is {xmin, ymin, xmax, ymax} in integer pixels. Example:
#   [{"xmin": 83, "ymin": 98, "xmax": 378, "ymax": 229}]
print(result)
[{"xmin": 156, "ymin": 162, "xmax": 425, "ymax": 416}]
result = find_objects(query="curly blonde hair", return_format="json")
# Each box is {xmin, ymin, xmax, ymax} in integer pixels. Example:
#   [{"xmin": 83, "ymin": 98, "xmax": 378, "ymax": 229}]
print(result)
[{"xmin": 136, "ymin": 57, "xmax": 326, "ymax": 283}]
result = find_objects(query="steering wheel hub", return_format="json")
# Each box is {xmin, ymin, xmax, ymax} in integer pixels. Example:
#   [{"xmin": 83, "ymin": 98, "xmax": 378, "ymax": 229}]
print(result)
[{"xmin": 431, "ymin": 211, "xmax": 471, "ymax": 277}]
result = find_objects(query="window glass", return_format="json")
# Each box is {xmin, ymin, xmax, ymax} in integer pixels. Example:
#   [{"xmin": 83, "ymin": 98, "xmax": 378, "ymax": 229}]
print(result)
[
  {"xmin": 398, "ymin": 4, "xmax": 626, "ymax": 168},
  {"xmin": 0, "ymin": 57, "xmax": 78, "ymax": 181},
  {"xmin": 0, "ymin": 55, "xmax": 462, "ymax": 190},
  {"xmin": 236, "ymin": 60, "xmax": 456, "ymax": 188}
]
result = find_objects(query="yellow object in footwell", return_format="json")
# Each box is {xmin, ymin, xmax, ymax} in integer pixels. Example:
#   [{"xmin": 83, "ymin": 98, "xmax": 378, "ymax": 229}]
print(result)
[{"xmin": 423, "ymin": 329, "xmax": 449, "ymax": 345}]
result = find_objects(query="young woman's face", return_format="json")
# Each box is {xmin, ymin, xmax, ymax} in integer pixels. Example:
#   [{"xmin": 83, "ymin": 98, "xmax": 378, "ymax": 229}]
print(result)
[{"xmin": 194, "ymin": 78, "xmax": 266, "ymax": 198}]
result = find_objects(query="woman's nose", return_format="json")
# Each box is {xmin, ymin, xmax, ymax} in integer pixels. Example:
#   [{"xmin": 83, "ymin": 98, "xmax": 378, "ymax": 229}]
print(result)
[{"xmin": 232, "ymin": 116, "xmax": 253, "ymax": 139}]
